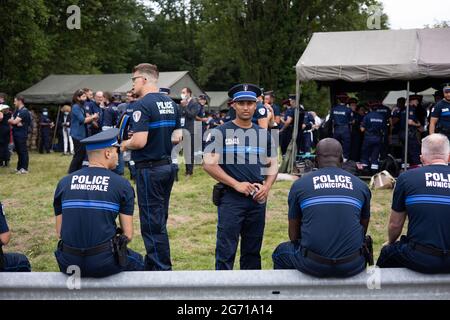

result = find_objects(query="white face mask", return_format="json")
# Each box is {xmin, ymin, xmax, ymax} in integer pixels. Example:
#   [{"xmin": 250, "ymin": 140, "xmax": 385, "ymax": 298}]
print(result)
[
  {"xmin": 43, "ymin": 112, "xmax": 48, "ymax": 116},
  {"xmin": 64, "ymin": 112, "xmax": 69, "ymax": 115},
  {"xmin": 181, "ymin": 94, "xmax": 187, "ymax": 100}
]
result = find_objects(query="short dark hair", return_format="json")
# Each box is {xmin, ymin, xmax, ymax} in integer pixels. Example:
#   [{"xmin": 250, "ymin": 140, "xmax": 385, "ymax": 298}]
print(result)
[
  {"xmin": 103, "ymin": 91, "xmax": 112, "ymax": 103},
  {"xmin": 82, "ymin": 88, "xmax": 92, "ymax": 93},
  {"xmin": 14, "ymin": 95, "xmax": 25, "ymax": 104},
  {"xmin": 72, "ymin": 89, "xmax": 85, "ymax": 104},
  {"xmin": 183, "ymin": 87, "xmax": 193, "ymax": 95},
  {"xmin": 0, "ymin": 92, "xmax": 7, "ymax": 100},
  {"xmin": 133, "ymin": 63, "xmax": 159, "ymax": 80}
]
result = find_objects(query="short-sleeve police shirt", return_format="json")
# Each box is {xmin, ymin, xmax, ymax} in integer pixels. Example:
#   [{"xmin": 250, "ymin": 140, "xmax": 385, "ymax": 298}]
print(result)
[
  {"xmin": 288, "ymin": 167, "xmax": 371, "ymax": 258},
  {"xmin": 331, "ymin": 104, "xmax": 352, "ymax": 126},
  {"xmin": 361, "ymin": 111, "xmax": 386, "ymax": 135},
  {"xmin": 12, "ymin": 107, "xmax": 31, "ymax": 138},
  {"xmin": 252, "ymin": 102, "xmax": 267, "ymax": 124},
  {"xmin": 205, "ymin": 121, "xmax": 274, "ymax": 183},
  {"xmin": 131, "ymin": 93, "xmax": 181, "ymax": 162},
  {"xmin": 53, "ymin": 167, "xmax": 135, "ymax": 248},
  {"xmin": 0, "ymin": 202, "xmax": 9, "ymax": 235},
  {"xmin": 392, "ymin": 165, "xmax": 450, "ymax": 250},
  {"xmin": 431, "ymin": 99, "xmax": 450, "ymax": 129}
]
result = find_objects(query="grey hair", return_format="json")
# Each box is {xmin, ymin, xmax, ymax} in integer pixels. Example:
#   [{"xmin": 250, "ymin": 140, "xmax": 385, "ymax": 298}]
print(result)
[{"xmin": 421, "ymin": 134, "xmax": 450, "ymax": 161}]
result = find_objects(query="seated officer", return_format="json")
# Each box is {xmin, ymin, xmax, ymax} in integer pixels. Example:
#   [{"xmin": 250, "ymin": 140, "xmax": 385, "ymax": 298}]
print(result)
[
  {"xmin": 203, "ymin": 83, "xmax": 278, "ymax": 270},
  {"xmin": 54, "ymin": 128, "xmax": 144, "ymax": 278},
  {"xmin": 0, "ymin": 202, "xmax": 31, "ymax": 272},
  {"xmin": 272, "ymin": 138, "xmax": 371, "ymax": 278},
  {"xmin": 377, "ymin": 134, "xmax": 450, "ymax": 274}
]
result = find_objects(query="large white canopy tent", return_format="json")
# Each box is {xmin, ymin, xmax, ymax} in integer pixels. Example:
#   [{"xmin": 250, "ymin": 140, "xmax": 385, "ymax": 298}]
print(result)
[{"xmin": 290, "ymin": 28, "xmax": 450, "ymax": 173}]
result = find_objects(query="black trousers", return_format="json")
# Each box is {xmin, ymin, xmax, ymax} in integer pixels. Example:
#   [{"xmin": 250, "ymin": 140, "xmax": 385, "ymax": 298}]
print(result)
[
  {"xmin": 68, "ymin": 138, "xmax": 86, "ymax": 173},
  {"xmin": 184, "ymin": 131, "xmax": 195, "ymax": 175},
  {"xmin": 39, "ymin": 130, "xmax": 51, "ymax": 153},
  {"xmin": 13, "ymin": 136, "xmax": 28, "ymax": 171}
]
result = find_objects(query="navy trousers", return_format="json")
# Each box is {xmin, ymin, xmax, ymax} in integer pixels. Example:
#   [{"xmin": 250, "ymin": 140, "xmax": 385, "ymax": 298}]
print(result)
[
  {"xmin": 300, "ymin": 131, "xmax": 313, "ymax": 153},
  {"xmin": 13, "ymin": 136, "xmax": 28, "ymax": 171},
  {"xmin": 377, "ymin": 236, "xmax": 450, "ymax": 274},
  {"xmin": 1, "ymin": 252, "xmax": 31, "ymax": 272},
  {"xmin": 333, "ymin": 126, "xmax": 351, "ymax": 160},
  {"xmin": 400, "ymin": 133, "xmax": 421, "ymax": 166},
  {"xmin": 136, "ymin": 164, "xmax": 175, "ymax": 271},
  {"xmin": 272, "ymin": 240, "xmax": 366, "ymax": 278},
  {"xmin": 39, "ymin": 129, "xmax": 51, "ymax": 153},
  {"xmin": 361, "ymin": 134, "xmax": 382, "ymax": 171},
  {"xmin": 55, "ymin": 246, "xmax": 144, "ymax": 278},
  {"xmin": 216, "ymin": 191, "xmax": 266, "ymax": 270}
]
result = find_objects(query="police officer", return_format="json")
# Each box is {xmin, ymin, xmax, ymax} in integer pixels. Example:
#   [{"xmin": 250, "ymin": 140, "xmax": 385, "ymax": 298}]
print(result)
[
  {"xmin": 377, "ymin": 134, "xmax": 450, "ymax": 273},
  {"xmin": 39, "ymin": 108, "xmax": 54, "ymax": 154},
  {"xmin": 54, "ymin": 128, "xmax": 144, "ymax": 278},
  {"xmin": 300, "ymin": 108, "xmax": 315, "ymax": 154},
  {"xmin": 203, "ymin": 83, "xmax": 278, "ymax": 270},
  {"xmin": 224, "ymin": 100, "xmax": 236, "ymax": 123},
  {"xmin": 279, "ymin": 97, "xmax": 294, "ymax": 156},
  {"xmin": 266, "ymin": 91, "xmax": 281, "ymax": 126},
  {"xmin": 121, "ymin": 63, "xmax": 181, "ymax": 271},
  {"xmin": 0, "ymin": 104, "xmax": 11, "ymax": 167},
  {"xmin": 349, "ymin": 98, "xmax": 363, "ymax": 162},
  {"xmin": 331, "ymin": 93, "xmax": 352, "ymax": 161},
  {"xmin": 8, "ymin": 96, "xmax": 31, "ymax": 174},
  {"xmin": 254, "ymin": 90, "xmax": 269, "ymax": 129},
  {"xmin": 272, "ymin": 138, "xmax": 371, "ymax": 277},
  {"xmin": 360, "ymin": 102, "xmax": 387, "ymax": 175},
  {"xmin": 404, "ymin": 95, "xmax": 422, "ymax": 168},
  {"xmin": 0, "ymin": 201, "xmax": 31, "ymax": 272},
  {"xmin": 374, "ymin": 101, "xmax": 392, "ymax": 160},
  {"xmin": 430, "ymin": 84, "xmax": 450, "ymax": 140}
]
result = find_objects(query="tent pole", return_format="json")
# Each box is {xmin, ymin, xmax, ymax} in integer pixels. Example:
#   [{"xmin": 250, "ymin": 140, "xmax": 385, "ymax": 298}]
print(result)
[
  {"xmin": 404, "ymin": 81, "xmax": 410, "ymax": 171},
  {"xmin": 291, "ymin": 78, "xmax": 301, "ymax": 173}
]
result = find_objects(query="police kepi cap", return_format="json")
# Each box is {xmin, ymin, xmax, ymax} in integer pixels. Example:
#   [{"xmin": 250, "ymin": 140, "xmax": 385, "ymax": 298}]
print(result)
[
  {"xmin": 198, "ymin": 94, "xmax": 208, "ymax": 100},
  {"xmin": 159, "ymin": 87, "xmax": 171, "ymax": 95},
  {"xmin": 228, "ymin": 83, "xmax": 261, "ymax": 102},
  {"xmin": 443, "ymin": 83, "xmax": 450, "ymax": 93},
  {"xmin": 288, "ymin": 94, "xmax": 296, "ymax": 100},
  {"xmin": 81, "ymin": 128, "xmax": 120, "ymax": 151}
]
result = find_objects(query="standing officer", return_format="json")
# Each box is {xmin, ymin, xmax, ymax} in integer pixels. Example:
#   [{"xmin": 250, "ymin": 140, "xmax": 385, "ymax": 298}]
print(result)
[
  {"xmin": 54, "ymin": 128, "xmax": 144, "ymax": 278},
  {"xmin": 39, "ymin": 108, "xmax": 54, "ymax": 154},
  {"xmin": 279, "ymin": 98, "xmax": 294, "ymax": 156},
  {"xmin": 8, "ymin": 96, "xmax": 31, "ymax": 174},
  {"xmin": 360, "ymin": 102, "xmax": 387, "ymax": 175},
  {"xmin": 181, "ymin": 87, "xmax": 201, "ymax": 177},
  {"xmin": 331, "ymin": 93, "xmax": 352, "ymax": 161},
  {"xmin": 374, "ymin": 101, "xmax": 392, "ymax": 160},
  {"xmin": 429, "ymin": 84, "xmax": 450, "ymax": 140},
  {"xmin": 121, "ymin": 63, "xmax": 182, "ymax": 271},
  {"xmin": 254, "ymin": 90, "xmax": 269, "ymax": 129},
  {"xmin": 349, "ymin": 98, "xmax": 363, "ymax": 162},
  {"xmin": 300, "ymin": 109, "xmax": 315, "ymax": 154},
  {"xmin": 272, "ymin": 138, "xmax": 371, "ymax": 278},
  {"xmin": 0, "ymin": 201, "xmax": 31, "ymax": 272},
  {"xmin": 377, "ymin": 134, "xmax": 450, "ymax": 273},
  {"xmin": 203, "ymin": 83, "xmax": 278, "ymax": 270},
  {"xmin": 0, "ymin": 104, "xmax": 12, "ymax": 167}
]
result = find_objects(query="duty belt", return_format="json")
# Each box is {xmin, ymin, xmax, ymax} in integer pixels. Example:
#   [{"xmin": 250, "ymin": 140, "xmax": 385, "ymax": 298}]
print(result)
[
  {"xmin": 301, "ymin": 247, "xmax": 363, "ymax": 266},
  {"xmin": 135, "ymin": 158, "xmax": 172, "ymax": 169},
  {"xmin": 58, "ymin": 240, "xmax": 113, "ymax": 257},
  {"xmin": 409, "ymin": 241, "xmax": 450, "ymax": 258}
]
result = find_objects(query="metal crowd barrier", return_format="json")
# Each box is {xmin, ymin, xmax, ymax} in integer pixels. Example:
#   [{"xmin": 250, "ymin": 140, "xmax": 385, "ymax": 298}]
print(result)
[{"xmin": 1, "ymin": 269, "xmax": 450, "ymax": 300}]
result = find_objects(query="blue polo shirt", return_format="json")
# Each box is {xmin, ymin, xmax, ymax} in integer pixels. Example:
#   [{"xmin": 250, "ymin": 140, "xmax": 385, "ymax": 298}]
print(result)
[
  {"xmin": 392, "ymin": 165, "xmax": 450, "ymax": 250},
  {"xmin": 131, "ymin": 92, "xmax": 181, "ymax": 163},
  {"xmin": 361, "ymin": 111, "xmax": 386, "ymax": 136},
  {"xmin": 431, "ymin": 99, "xmax": 450, "ymax": 130},
  {"xmin": 376, "ymin": 105, "xmax": 392, "ymax": 124},
  {"xmin": 288, "ymin": 167, "xmax": 371, "ymax": 258},
  {"xmin": 53, "ymin": 167, "xmax": 135, "ymax": 248},
  {"xmin": 331, "ymin": 104, "xmax": 352, "ymax": 127},
  {"xmin": 70, "ymin": 103, "xmax": 88, "ymax": 141},
  {"xmin": 205, "ymin": 121, "xmax": 274, "ymax": 183},
  {"xmin": 0, "ymin": 203, "xmax": 9, "ymax": 235},
  {"xmin": 224, "ymin": 107, "xmax": 236, "ymax": 122},
  {"xmin": 252, "ymin": 102, "xmax": 267, "ymax": 124},
  {"xmin": 272, "ymin": 104, "xmax": 281, "ymax": 117},
  {"xmin": 12, "ymin": 107, "xmax": 31, "ymax": 139},
  {"xmin": 102, "ymin": 104, "xmax": 120, "ymax": 128}
]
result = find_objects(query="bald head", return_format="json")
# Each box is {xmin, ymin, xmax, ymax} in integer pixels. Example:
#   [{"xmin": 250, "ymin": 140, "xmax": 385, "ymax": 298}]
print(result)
[
  {"xmin": 421, "ymin": 134, "xmax": 450, "ymax": 165},
  {"xmin": 315, "ymin": 138, "xmax": 343, "ymax": 168}
]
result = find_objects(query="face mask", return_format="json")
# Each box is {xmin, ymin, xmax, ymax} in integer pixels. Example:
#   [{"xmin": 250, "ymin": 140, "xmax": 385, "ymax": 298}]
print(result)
[
  {"xmin": 181, "ymin": 94, "xmax": 187, "ymax": 100},
  {"xmin": 43, "ymin": 112, "xmax": 48, "ymax": 116},
  {"xmin": 64, "ymin": 112, "xmax": 69, "ymax": 115}
]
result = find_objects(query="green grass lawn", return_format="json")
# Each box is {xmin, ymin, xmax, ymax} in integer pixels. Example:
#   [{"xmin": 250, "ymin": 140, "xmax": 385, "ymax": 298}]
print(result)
[{"xmin": 0, "ymin": 152, "xmax": 395, "ymax": 271}]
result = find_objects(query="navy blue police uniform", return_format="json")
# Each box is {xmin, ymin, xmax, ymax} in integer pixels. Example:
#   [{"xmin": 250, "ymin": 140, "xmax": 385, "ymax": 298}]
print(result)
[
  {"xmin": 12, "ymin": 106, "xmax": 31, "ymax": 172},
  {"xmin": 431, "ymin": 96, "xmax": 450, "ymax": 140},
  {"xmin": 377, "ymin": 165, "xmax": 450, "ymax": 273},
  {"xmin": 350, "ymin": 112, "xmax": 364, "ymax": 162},
  {"xmin": 397, "ymin": 104, "xmax": 421, "ymax": 166},
  {"xmin": 54, "ymin": 129, "xmax": 144, "ymax": 278},
  {"xmin": 272, "ymin": 167, "xmax": 371, "ymax": 277},
  {"xmin": 361, "ymin": 110, "xmax": 386, "ymax": 173},
  {"xmin": 300, "ymin": 111, "xmax": 315, "ymax": 154},
  {"xmin": 69, "ymin": 102, "xmax": 89, "ymax": 173},
  {"xmin": 39, "ymin": 109, "xmax": 52, "ymax": 154},
  {"xmin": 280, "ymin": 106, "xmax": 294, "ymax": 156},
  {"xmin": 224, "ymin": 106, "xmax": 236, "ymax": 123},
  {"xmin": 86, "ymin": 100, "xmax": 102, "ymax": 136},
  {"xmin": 102, "ymin": 103, "xmax": 120, "ymax": 130},
  {"xmin": 205, "ymin": 84, "xmax": 274, "ymax": 270},
  {"xmin": 131, "ymin": 92, "xmax": 180, "ymax": 271},
  {"xmin": 375, "ymin": 103, "xmax": 391, "ymax": 159},
  {"xmin": 0, "ymin": 202, "xmax": 31, "ymax": 272},
  {"xmin": 331, "ymin": 103, "xmax": 352, "ymax": 160},
  {"xmin": 252, "ymin": 101, "xmax": 267, "ymax": 125}
]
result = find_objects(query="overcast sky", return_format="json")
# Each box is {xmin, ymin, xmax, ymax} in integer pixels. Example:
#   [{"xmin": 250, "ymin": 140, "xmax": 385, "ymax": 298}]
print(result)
[{"xmin": 381, "ymin": 0, "xmax": 450, "ymax": 29}]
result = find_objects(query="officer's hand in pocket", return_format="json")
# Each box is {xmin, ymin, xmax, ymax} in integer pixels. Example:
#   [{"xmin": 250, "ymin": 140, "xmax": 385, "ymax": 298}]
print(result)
[
  {"xmin": 253, "ymin": 183, "xmax": 269, "ymax": 203},
  {"xmin": 234, "ymin": 182, "xmax": 257, "ymax": 196}
]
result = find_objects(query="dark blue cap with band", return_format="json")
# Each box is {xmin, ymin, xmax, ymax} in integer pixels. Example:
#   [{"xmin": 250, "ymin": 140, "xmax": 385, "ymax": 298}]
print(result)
[
  {"xmin": 81, "ymin": 128, "xmax": 120, "ymax": 151},
  {"xmin": 443, "ymin": 83, "xmax": 450, "ymax": 93},
  {"xmin": 159, "ymin": 87, "xmax": 171, "ymax": 95},
  {"xmin": 228, "ymin": 83, "xmax": 262, "ymax": 102}
]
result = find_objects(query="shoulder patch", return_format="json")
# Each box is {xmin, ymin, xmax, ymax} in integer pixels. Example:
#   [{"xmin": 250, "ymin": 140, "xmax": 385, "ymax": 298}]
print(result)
[
  {"xmin": 259, "ymin": 107, "xmax": 266, "ymax": 116},
  {"xmin": 133, "ymin": 111, "xmax": 142, "ymax": 123}
]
